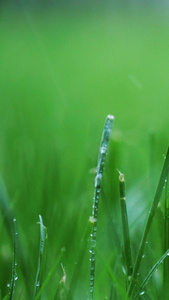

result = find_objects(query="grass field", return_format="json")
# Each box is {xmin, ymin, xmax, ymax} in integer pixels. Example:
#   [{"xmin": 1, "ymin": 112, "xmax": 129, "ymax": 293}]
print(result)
[{"xmin": 0, "ymin": 5, "xmax": 169, "ymax": 299}]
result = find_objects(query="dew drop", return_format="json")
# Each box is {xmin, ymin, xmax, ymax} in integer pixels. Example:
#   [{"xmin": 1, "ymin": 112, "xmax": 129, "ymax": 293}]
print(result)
[
  {"xmin": 94, "ymin": 174, "xmax": 102, "ymax": 188},
  {"xmin": 139, "ymin": 291, "xmax": 145, "ymax": 295},
  {"xmin": 91, "ymin": 240, "xmax": 96, "ymax": 248},
  {"xmin": 100, "ymin": 146, "xmax": 106, "ymax": 155}
]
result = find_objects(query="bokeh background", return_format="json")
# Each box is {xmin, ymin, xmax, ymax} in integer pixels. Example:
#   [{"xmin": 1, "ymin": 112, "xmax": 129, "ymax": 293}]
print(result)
[{"xmin": 0, "ymin": 1, "xmax": 168, "ymax": 299}]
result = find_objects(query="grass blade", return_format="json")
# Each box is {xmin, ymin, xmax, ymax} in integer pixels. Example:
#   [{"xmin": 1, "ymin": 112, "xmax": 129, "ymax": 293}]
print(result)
[
  {"xmin": 96, "ymin": 249, "xmax": 129, "ymax": 300},
  {"xmin": 127, "ymin": 147, "xmax": 169, "ymax": 297},
  {"xmin": 89, "ymin": 115, "xmax": 114, "ymax": 300},
  {"xmin": 33, "ymin": 215, "xmax": 46, "ymax": 300},
  {"xmin": 34, "ymin": 248, "xmax": 65, "ymax": 300},
  {"xmin": 0, "ymin": 178, "xmax": 31, "ymax": 295},
  {"xmin": 163, "ymin": 174, "xmax": 169, "ymax": 296},
  {"xmin": 9, "ymin": 218, "xmax": 18, "ymax": 300},
  {"xmin": 54, "ymin": 263, "xmax": 66, "ymax": 300},
  {"xmin": 133, "ymin": 249, "xmax": 169, "ymax": 299},
  {"xmin": 118, "ymin": 171, "xmax": 133, "ymax": 285}
]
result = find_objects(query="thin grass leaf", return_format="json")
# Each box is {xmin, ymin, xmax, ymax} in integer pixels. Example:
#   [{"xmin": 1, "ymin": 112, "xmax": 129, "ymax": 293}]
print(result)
[
  {"xmin": 96, "ymin": 249, "xmax": 129, "ymax": 300},
  {"xmin": 67, "ymin": 217, "xmax": 93, "ymax": 300},
  {"xmin": 0, "ymin": 178, "xmax": 31, "ymax": 295},
  {"xmin": 54, "ymin": 263, "xmax": 66, "ymax": 300},
  {"xmin": 163, "ymin": 175, "xmax": 169, "ymax": 296},
  {"xmin": 33, "ymin": 215, "xmax": 46, "ymax": 300},
  {"xmin": 89, "ymin": 115, "xmax": 114, "ymax": 300},
  {"xmin": 109, "ymin": 283, "xmax": 117, "ymax": 300},
  {"xmin": 9, "ymin": 218, "xmax": 18, "ymax": 300},
  {"xmin": 133, "ymin": 249, "xmax": 169, "ymax": 299},
  {"xmin": 34, "ymin": 248, "xmax": 65, "ymax": 300},
  {"xmin": 118, "ymin": 171, "xmax": 133, "ymax": 285},
  {"xmin": 127, "ymin": 147, "xmax": 169, "ymax": 297}
]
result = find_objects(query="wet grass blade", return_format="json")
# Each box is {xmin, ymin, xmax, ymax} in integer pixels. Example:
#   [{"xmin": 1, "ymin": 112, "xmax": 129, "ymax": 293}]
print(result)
[
  {"xmin": 34, "ymin": 248, "xmax": 65, "ymax": 300},
  {"xmin": 127, "ymin": 147, "xmax": 169, "ymax": 297},
  {"xmin": 9, "ymin": 218, "xmax": 18, "ymax": 300},
  {"xmin": 33, "ymin": 215, "xmax": 46, "ymax": 300},
  {"xmin": 118, "ymin": 171, "xmax": 133, "ymax": 286},
  {"xmin": 89, "ymin": 115, "xmax": 114, "ymax": 300},
  {"xmin": 133, "ymin": 249, "xmax": 169, "ymax": 299},
  {"xmin": 163, "ymin": 175, "xmax": 169, "ymax": 296},
  {"xmin": 0, "ymin": 178, "xmax": 31, "ymax": 295}
]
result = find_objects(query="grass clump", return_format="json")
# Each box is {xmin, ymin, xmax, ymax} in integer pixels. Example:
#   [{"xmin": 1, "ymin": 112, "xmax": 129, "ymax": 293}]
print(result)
[{"xmin": 0, "ymin": 115, "xmax": 168, "ymax": 300}]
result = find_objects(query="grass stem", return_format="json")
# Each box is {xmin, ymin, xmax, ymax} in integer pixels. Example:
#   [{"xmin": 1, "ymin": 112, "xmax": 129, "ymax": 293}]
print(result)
[
  {"xmin": 89, "ymin": 115, "xmax": 114, "ymax": 300},
  {"xmin": 127, "ymin": 147, "xmax": 169, "ymax": 297},
  {"xmin": 118, "ymin": 171, "xmax": 133, "ymax": 286}
]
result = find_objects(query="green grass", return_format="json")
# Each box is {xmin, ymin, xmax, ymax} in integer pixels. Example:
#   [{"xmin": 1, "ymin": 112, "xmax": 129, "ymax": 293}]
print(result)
[{"xmin": 0, "ymin": 5, "xmax": 169, "ymax": 299}]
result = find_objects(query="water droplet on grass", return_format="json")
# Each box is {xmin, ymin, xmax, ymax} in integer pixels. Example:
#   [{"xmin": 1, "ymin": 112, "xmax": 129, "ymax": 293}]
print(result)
[
  {"xmin": 139, "ymin": 291, "xmax": 145, "ymax": 295},
  {"xmin": 94, "ymin": 174, "xmax": 102, "ymax": 188}
]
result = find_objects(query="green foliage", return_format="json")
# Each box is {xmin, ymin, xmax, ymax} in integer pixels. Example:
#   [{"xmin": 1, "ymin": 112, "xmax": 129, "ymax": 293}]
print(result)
[{"xmin": 0, "ymin": 7, "xmax": 168, "ymax": 300}]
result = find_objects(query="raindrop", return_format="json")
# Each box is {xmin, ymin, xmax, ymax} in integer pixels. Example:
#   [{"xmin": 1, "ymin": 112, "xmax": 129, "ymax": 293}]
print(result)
[
  {"xmin": 7, "ymin": 283, "xmax": 10, "ymax": 288},
  {"xmin": 91, "ymin": 240, "xmax": 96, "ymax": 248},
  {"xmin": 139, "ymin": 291, "xmax": 145, "ymax": 295},
  {"xmin": 15, "ymin": 276, "xmax": 18, "ymax": 281},
  {"xmin": 100, "ymin": 146, "xmax": 106, "ymax": 155},
  {"xmin": 94, "ymin": 174, "xmax": 102, "ymax": 188}
]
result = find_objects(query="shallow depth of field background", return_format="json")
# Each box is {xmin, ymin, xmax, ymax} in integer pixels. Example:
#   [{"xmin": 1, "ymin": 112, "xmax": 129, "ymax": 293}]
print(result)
[{"xmin": 0, "ymin": 2, "xmax": 169, "ymax": 299}]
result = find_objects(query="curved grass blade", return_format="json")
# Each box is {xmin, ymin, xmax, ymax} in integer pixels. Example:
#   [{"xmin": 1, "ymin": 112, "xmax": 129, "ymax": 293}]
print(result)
[
  {"xmin": 9, "ymin": 218, "xmax": 18, "ymax": 300},
  {"xmin": 34, "ymin": 248, "xmax": 65, "ymax": 300},
  {"xmin": 118, "ymin": 171, "xmax": 133, "ymax": 286},
  {"xmin": 127, "ymin": 147, "xmax": 169, "ymax": 297},
  {"xmin": 133, "ymin": 249, "xmax": 169, "ymax": 299},
  {"xmin": 90, "ymin": 115, "xmax": 114, "ymax": 300},
  {"xmin": 33, "ymin": 215, "xmax": 46, "ymax": 300}
]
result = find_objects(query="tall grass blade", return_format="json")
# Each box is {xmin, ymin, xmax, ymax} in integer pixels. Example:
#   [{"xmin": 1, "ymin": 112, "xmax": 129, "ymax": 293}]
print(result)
[
  {"xmin": 33, "ymin": 215, "xmax": 46, "ymax": 300},
  {"xmin": 127, "ymin": 147, "xmax": 169, "ymax": 297},
  {"xmin": 163, "ymin": 174, "xmax": 169, "ymax": 296},
  {"xmin": 9, "ymin": 218, "xmax": 18, "ymax": 300},
  {"xmin": 89, "ymin": 115, "xmax": 114, "ymax": 300},
  {"xmin": 0, "ymin": 178, "xmax": 31, "ymax": 295},
  {"xmin": 34, "ymin": 248, "xmax": 65, "ymax": 300},
  {"xmin": 118, "ymin": 171, "xmax": 133, "ymax": 285},
  {"xmin": 133, "ymin": 249, "xmax": 169, "ymax": 299}
]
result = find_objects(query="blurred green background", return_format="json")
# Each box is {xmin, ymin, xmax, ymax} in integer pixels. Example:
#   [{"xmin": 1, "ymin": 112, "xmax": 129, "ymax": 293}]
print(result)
[{"xmin": 0, "ymin": 2, "xmax": 168, "ymax": 299}]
